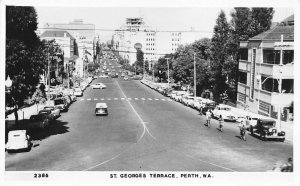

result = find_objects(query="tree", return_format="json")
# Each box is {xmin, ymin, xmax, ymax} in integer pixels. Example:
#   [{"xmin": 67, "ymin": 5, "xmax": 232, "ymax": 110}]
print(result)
[
  {"xmin": 210, "ymin": 10, "xmax": 231, "ymax": 101},
  {"xmin": 226, "ymin": 7, "xmax": 274, "ymax": 102},
  {"xmin": 248, "ymin": 8, "xmax": 274, "ymax": 38}
]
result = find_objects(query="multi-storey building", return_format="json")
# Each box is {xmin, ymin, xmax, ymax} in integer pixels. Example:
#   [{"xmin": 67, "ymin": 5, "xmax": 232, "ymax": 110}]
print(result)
[
  {"xmin": 113, "ymin": 17, "xmax": 202, "ymax": 67},
  {"xmin": 237, "ymin": 15, "xmax": 294, "ymax": 120},
  {"xmin": 43, "ymin": 19, "xmax": 95, "ymax": 40}
]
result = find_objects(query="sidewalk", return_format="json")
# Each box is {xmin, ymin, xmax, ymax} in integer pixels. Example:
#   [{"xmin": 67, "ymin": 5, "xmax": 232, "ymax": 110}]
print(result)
[{"xmin": 6, "ymin": 104, "xmax": 44, "ymax": 126}]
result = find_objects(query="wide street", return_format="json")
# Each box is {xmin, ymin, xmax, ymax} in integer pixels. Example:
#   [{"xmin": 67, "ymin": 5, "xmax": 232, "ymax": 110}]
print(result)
[{"xmin": 5, "ymin": 59, "xmax": 292, "ymax": 172}]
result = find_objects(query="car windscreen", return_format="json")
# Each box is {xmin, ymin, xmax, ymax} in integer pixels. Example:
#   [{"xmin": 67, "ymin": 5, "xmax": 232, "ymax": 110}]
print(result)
[
  {"xmin": 260, "ymin": 120, "xmax": 275, "ymax": 126},
  {"xmin": 54, "ymin": 99, "xmax": 64, "ymax": 105}
]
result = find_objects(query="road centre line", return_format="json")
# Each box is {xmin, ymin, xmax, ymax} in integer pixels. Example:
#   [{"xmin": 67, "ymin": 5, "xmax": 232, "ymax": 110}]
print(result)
[
  {"xmin": 87, "ymin": 98, "xmax": 91, "ymax": 101},
  {"xmin": 94, "ymin": 98, "xmax": 98, "ymax": 100},
  {"xmin": 148, "ymin": 98, "xmax": 152, "ymax": 100},
  {"xmin": 155, "ymin": 98, "xmax": 159, "ymax": 100},
  {"xmin": 134, "ymin": 98, "xmax": 139, "ymax": 100},
  {"xmin": 115, "ymin": 81, "xmax": 156, "ymax": 141}
]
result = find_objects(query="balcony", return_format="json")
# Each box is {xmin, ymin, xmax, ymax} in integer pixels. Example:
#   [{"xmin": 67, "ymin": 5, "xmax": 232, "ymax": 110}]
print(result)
[
  {"xmin": 257, "ymin": 89, "xmax": 293, "ymax": 107},
  {"xmin": 256, "ymin": 63, "xmax": 294, "ymax": 79},
  {"xmin": 239, "ymin": 60, "xmax": 251, "ymax": 71}
]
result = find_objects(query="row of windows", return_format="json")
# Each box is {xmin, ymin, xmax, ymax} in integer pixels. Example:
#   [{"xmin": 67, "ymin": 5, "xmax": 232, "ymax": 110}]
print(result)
[
  {"xmin": 239, "ymin": 48, "xmax": 294, "ymax": 65},
  {"xmin": 146, "ymin": 53, "xmax": 155, "ymax": 55},
  {"xmin": 172, "ymin": 38, "xmax": 180, "ymax": 42},
  {"xmin": 146, "ymin": 38, "xmax": 155, "ymax": 41},
  {"xmin": 172, "ymin": 43, "xmax": 179, "ymax": 46},
  {"xmin": 146, "ymin": 48, "xmax": 155, "ymax": 51},
  {"xmin": 147, "ymin": 33, "xmax": 155, "ymax": 36},
  {"xmin": 146, "ymin": 43, "xmax": 154, "ymax": 46},
  {"xmin": 172, "ymin": 33, "xmax": 180, "ymax": 36}
]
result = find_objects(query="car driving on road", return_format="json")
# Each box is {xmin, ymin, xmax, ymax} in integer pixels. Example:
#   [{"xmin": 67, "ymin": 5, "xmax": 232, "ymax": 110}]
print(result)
[
  {"xmin": 95, "ymin": 103, "xmax": 108, "ymax": 116},
  {"xmin": 91, "ymin": 83, "xmax": 107, "ymax": 89}
]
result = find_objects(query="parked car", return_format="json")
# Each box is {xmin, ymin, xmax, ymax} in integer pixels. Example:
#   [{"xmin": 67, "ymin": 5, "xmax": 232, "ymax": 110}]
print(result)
[
  {"xmin": 74, "ymin": 87, "xmax": 83, "ymax": 97},
  {"xmin": 162, "ymin": 88, "xmax": 173, "ymax": 97},
  {"xmin": 29, "ymin": 110, "xmax": 53, "ymax": 128},
  {"xmin": 189, "ymin": 97, "xmax": 205, "ymax": 108},
  {"xmin": 43, "ymin": 106, "xmax": 61, "ymax": 119},
  {"xmin": 249, "ymin": 118, "xmax": 285, "ymax": 142},
  {"xmin": 202, "ymin": 101, "xmax": 218, "ymax": 114},
  {"xmin": 124, "ymin": 76, "xmax": 129, "ymax": 80},
  {"xmin": 6, "ymin": 130, "xmax": 31, "ymax": 152},
  {"xmin": 212, "ymin": 104, "xmax": 238, "ymax": 122},
  {"xmin": 182, "ymin": 96, "xmax": 195, "ymax": 106},
  {"xmin": 95, "ymin": 103, "xmax": 108, "ymax": 116},
  {"xmin": 99, "ymin": 75, "xmax": 109, "ymax": 78},
  {"xmin": 54, "ymin": 98, "xmax": 69, "ymax": 112}
]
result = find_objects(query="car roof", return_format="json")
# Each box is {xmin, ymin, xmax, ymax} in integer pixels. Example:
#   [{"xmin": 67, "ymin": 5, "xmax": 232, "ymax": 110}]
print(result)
[
  {"xmin": 96, "ymin": 103, "xmax": 108, "ymax": 108},
  {"xmin": 8, "ymin": 130, "xmax": 27, "ymax": 136}
]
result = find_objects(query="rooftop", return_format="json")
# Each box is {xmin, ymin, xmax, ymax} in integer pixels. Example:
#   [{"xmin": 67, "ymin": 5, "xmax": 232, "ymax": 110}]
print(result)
[
  {"xmin": 250, "ymin": 14, "xmax": 294, "ymax": 41},
  {"xmin": 40, "ymin": 30, "xmax": 75, "ymax": 39}
]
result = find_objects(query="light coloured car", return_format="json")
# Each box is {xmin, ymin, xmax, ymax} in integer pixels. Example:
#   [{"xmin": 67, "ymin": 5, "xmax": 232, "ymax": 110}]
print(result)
[
  {"xmin": 194, "ymin": 98, "xmax": 212, "ymax": 111},
  {"xmin": 95, "ymin": 103, "xmax": 108, "ymax": 116},
  {"xmin": 124, "ymin": 76, "xmax": 129, "ymax": 80},
  {"xmin": 174, "ymin": 92, "xmax": 188, "ymax": 102},
  {"xmin": 6, "ymin": 130, "xmax": 31, "ymax": 152},
  {"xmin": 92, "ymin": 83, "xmax": 106, "ymax": 89},
  {"xmin": 74, "ymin": 87, "xmax": 83, "ymax": 97},
  {"xmin": 212, "ymin": 104, "xmax": 238, "ymax": 122},
  {"xmin": 99, "ymin": 75, "xmax": 109, "ymax": 78},
  {"xmin": 182, "ymin": 96, "xmax": 195, "ymax": 106},
  {"xmin": 189, "ymin": 97, "xmax": 205, "ymax": 108}
]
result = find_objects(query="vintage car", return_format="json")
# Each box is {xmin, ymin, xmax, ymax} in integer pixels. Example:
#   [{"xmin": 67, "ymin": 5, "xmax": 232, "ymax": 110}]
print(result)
[
  {"xmin": 202, "ymin": 101, "xmax": 218, "ymax": 114},
  {"xmin": 124, "ymin": 76, "xmax": 129, "ymax": 81},
  {"xmin": 212, "ymin": 104, "xmax": 238, "ymax": 122},
  {"xmin": 74, "ymin": 87, "xmax": 83, "ymax": 97},
  {"xmin": 29, "ymin": 110, "xmax": 54, "ymax": 128},
  {"xmin": 6, "ymin": 130, "xmax": 31, "ymax": 152},
  {"xmin": 182, "ymin": 96, "xmax": 196, "ymax": 106},
  {"xmin": 43, "ymin": 105, "xmax": 61, "ymax": 119},
  {"xmin": 92, "ymin": 83, "xmax": 107, "ymax": 89},
  {"xmin": 95, "ymin": 103, "xmax": 108, "ymax": 116},
  {"xmin": 54, "ymin": 98, "xmax": 69, "ymax": 112},
  {"xmin": 249, "ymin": 118, "xmax": 285, "ymax": 142}
]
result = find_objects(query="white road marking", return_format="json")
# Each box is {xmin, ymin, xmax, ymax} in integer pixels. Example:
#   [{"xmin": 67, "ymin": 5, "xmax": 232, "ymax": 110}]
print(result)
[
  {"xmin": 155, "ymin": 98, "xmax": 159, "ymax": 100},
  {"xmin": 134, "ymin": 98, "xmax": 139, "ymax": 100},
  {"xmin": 107, "ymin": 98, "xmax": 111, "ymax": 100},
  {"xmin": 79, "ymin": 99, "xmax": 84, "ymax": 101},
  {"xmin": 114, "ymin": 98, "xmax": 118, "ymax": 100},
  {"xmin": 141, "ymin": 98, "xmax": 145, "ymax": 100},
  {"xmin": 127, "ymin": 98, "xmax": 132, "ymax": 100},
  {"xmin": 94, "ymin": 98, "xmax": 98, "ymax": 100},
  {"xmin": 148, "ymin": 98, "xmax": 152, "ymax": 100},
  {"xmin": 161, "ymin": 99, "xmax": 165, "ymax": 101},
  {"xmin": 101, "ymin": 98, "xmax": 104, "ymax": 100},
  {"xmin": 121, "ymin": 98, "xmax": 125, "ymax": 100},
  {"xmin": 87, "ymin": 98, "xmax": 91, "ymax": 101}
]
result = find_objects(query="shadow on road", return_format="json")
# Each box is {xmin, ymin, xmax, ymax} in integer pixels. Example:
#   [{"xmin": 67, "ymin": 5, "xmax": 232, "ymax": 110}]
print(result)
[{"xmin": 5, "ymin": 119, "xmax": 69, "ymax": 142}]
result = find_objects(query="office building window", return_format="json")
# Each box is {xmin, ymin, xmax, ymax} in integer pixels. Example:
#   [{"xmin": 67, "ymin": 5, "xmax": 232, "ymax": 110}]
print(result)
[
  {"xmin": 259, "ymin": 101, "xmax": 271, "ymax": 114},
  {"xmin": 238, "ymin": 71, "xmax": 247, "ymax": 84},
  {"xmin": 238, "ymin": 93, "xmax": 246, "ymax": 103},
  {"xmin": 263, "ymin": 49, "xmax": 280, "ymax": 64},
  {"xmin": 239, "ymin": 48, "xmax": 248, "ymax": 61}
]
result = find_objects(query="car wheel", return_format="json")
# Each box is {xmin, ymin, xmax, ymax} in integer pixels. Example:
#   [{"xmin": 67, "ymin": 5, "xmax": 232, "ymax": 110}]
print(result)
[
  {"xmin": 280, "ymin": 138, "xmax": 285, "ymax": 142},
  {"xmin": 250, "ymin": 127, "xmax": 254, "ymax": 135}
]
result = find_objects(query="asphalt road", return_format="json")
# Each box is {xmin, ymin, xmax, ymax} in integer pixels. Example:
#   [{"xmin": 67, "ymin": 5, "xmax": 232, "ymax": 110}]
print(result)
[{"xmin": 5, "ymin": 60, "xmax": 293, "ymax": 172}]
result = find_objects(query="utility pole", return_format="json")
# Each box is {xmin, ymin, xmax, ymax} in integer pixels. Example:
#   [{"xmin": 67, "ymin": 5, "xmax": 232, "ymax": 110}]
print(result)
[
  {"xmin": 194, "ymin": 53, "xmax": 196, "ymax": 98},
  {"xmin": 166, "ymin": 58, "xmax": 170, "ymax": 89}
]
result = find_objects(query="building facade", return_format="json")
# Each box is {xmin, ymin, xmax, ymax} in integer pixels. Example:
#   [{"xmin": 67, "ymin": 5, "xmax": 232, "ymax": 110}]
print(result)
[
  {"xmin": 237, "ymin": 15, "xmax": 294, "ymax": 120},
  {"xmin": 43, "ymin": 19, "xmax": 95, "ymax": 40},
  {"xmin": 113, "ymin": 17, "xmax": 203, "ymax": 66}
]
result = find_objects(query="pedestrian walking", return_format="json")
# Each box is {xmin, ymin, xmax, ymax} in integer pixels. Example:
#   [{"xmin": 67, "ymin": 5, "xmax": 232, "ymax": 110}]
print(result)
[{"xmin": 206, "ymin": 109, "xmax": 212, "ymax": 127}]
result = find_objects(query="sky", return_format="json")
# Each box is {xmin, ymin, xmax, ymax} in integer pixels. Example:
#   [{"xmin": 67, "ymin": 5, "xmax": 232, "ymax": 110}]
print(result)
[{"xmin": 34, "ymin": 6, "xmax": 294, "ymax": 41}]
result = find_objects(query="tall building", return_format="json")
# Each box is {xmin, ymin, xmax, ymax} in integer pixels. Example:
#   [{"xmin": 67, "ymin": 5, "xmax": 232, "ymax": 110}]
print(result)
[
  {"xmin": 237, "ymin": 15, "xmax": 294, "ymax": 120},
  {"xmin": 113, "ymin": 17, "xmax": 203, "ymax": 65}
]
